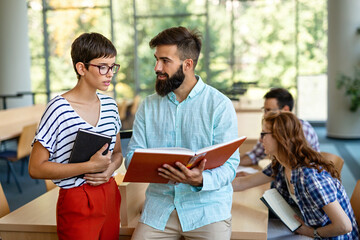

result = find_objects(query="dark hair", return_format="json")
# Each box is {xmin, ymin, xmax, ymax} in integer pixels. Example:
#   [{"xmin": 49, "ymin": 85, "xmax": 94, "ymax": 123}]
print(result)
[
  {"xmin": 264, "ymin": 111, "xmax": 340, "ymax": 180},
  {"xmin": 264, "ymin": 88, "xmax": 294, "ymax": 111},
  {"xmin": 71, "ymin": 32, "xmax": 117, "ymax": 79},
  {"xmin": 149, "ymin": 26, "xmax": 202, "ymax": 68}
]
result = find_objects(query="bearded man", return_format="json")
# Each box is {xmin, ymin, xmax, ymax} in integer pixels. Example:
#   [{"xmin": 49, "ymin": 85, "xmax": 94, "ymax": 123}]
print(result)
[{"xmin": 125, "ymin": 26, "xmax": 239, "ymax": 240}]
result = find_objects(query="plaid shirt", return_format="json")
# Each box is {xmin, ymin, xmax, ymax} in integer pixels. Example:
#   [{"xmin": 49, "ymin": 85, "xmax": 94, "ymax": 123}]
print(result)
[
  {"xmin": 263, "ymin": 164, "xmax": 359, "ymax": 240},
  {"xmin": 246, "ymin": 119, "xmax": 320, "ymax": 164}
]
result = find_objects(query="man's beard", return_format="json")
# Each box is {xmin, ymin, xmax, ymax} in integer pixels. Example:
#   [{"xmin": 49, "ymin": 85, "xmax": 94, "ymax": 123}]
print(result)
[{"xmin": 155, "ymin": 65, "xmax": 185, "ymax": 97}]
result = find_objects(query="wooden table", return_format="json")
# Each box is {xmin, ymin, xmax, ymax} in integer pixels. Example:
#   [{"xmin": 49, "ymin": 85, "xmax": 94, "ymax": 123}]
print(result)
[
  {"xmin": 231, "ymin": 183, "xmax": 269, "ymax": 239},
  {"xmin": 0, "ymin": 179, "xmax": 269, "ymax": 240},
  {"xmin": 0, "ymin": 104, "xmax": 45, "ymax": 142},
  {"xmin": 0, "ymin": 188, "xmax": 58, "ymax": 240}
]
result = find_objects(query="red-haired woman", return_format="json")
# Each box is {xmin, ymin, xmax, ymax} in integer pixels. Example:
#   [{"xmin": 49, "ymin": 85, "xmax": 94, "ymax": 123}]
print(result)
[{"xmin": 232, "ymin": 111, "xmax": 359, "ymax": 239}]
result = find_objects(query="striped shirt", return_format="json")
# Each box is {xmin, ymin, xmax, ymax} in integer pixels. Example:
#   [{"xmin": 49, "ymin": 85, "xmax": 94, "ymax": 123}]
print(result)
[
  {"xmin": 34, "ymin": 93, "xmax": 121, "ymax": 189},
  {"xmin": 263, "ymin": 164, "xmax": 359, "ymax": 239},
  {"xmin": 126, "ymin": 76, "xmax": 240, "ymax": 231},
  {"xmin": 247, "ymin": 119, "xmax": 320, "ymax": 164}
]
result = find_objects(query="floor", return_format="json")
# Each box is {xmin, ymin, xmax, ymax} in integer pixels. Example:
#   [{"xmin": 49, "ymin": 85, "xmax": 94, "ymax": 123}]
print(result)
[
  {"xmin": 0, "ymin": 157, "xmax": 46, "ymax": 211},
  {"xmin": 313, "ymin": 126, "xmax": 360, "ymax": 196},
  {"xmin": 1, "ymin": 126, "xmax": 359, "ymax": 211}
]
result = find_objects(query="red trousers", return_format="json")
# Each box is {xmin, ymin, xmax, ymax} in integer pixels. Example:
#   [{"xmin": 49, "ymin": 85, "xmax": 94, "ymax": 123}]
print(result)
[{"xmin": 56, "ymin": 177, "xmax": 121, "ymax": 240}]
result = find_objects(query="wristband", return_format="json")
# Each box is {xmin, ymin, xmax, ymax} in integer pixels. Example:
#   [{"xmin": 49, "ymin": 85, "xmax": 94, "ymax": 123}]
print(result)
[{"xmin": 314, "ymin": 228, "xmax": 322, "ymax": 239}]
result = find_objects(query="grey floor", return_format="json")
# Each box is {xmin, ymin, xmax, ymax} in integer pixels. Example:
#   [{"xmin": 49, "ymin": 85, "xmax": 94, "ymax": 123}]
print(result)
[
  {"xmin": 313, "ymin": 126, "xmax": 360, "ymax": 196},
  {"xmin": 1, "ymin": 126, "xmax": 359, "ymax": 211}
]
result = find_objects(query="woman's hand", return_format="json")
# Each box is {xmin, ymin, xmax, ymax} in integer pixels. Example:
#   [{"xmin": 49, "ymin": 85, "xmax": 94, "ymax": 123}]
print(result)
[
  {"xmin": 88, "ymin": 143, "xmax": 112, "ymax": 173},
  {"xmin": 84, "ymin": 167, "xmax": 113, "ymax": 186},
  {"xmin": 294, "ymin": 215, "xmax": 314, "ymax": 238}
]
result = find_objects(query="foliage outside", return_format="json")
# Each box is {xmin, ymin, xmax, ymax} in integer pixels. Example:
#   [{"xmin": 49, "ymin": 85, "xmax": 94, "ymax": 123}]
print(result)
[
  {"xmin": 337, "ymin": 68, "xmax": 360, "ymax": 112},
  {"xmin": 27, "ymin": 0, "xmax": 327, "ymax": 104}
]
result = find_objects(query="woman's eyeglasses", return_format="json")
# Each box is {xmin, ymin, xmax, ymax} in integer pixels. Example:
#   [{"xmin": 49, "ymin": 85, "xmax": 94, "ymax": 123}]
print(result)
[
  {"xmin": 85, "ymin": 63, "xmax": 120, "ymax": 75},
  {"xmin": 260, "ymin": 132, "xmax": 272, "ymax": 139}
]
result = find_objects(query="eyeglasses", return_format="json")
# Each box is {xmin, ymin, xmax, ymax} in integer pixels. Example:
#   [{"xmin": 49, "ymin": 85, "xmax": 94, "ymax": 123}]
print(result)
[
  {"xmin": 260, "ymin": 132, "xmax": 272, "ymax": 139},
  {"xmin": 85, "ymin": 63, "xmax": 120, "ymax": 75}
]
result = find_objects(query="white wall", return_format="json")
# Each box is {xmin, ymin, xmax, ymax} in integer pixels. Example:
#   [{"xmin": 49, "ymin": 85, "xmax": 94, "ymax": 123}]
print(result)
[
  {"xmin": 327, "ymin": 0, "xmax": 360, "ymax": 138},
  {"xmin": 0, "ymin": 0, "xmax": 32, "ymax": 109}
]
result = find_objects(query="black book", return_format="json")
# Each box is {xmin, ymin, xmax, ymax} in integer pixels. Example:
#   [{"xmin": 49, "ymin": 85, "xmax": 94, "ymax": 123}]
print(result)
[
  {"xmin": 260, "ymin": 188, "xmax": 302, "ymax": 232},
  {"xmin": 69, "ymin": 128, "xmax": 111, "ymax": 167}
]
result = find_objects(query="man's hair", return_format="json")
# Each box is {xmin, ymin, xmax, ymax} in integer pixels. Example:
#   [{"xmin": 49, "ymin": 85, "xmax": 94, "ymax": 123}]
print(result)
[
  {"xmin": 264, "ymin": 88, "xmax": 294, "ymax": 111},
  {"xmin": 71, "ymin": 32, "xmax": 117, "ymax": 79},
  {"xmin": 149, "ymin": 26, "xmax": 202, "ymax": 68}
]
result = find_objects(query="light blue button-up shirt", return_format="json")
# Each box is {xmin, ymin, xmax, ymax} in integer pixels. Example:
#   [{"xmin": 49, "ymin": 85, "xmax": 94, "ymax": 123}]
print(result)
[{"xmin": 126, "ymin": 76, "xmax": 240, "ymax": 231}]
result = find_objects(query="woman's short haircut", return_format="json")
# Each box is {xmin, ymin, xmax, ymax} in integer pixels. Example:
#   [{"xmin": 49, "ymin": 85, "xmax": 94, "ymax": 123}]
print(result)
[{"xmin": 71, "ymin": 32, "xmax": 117, "ymax": 79}]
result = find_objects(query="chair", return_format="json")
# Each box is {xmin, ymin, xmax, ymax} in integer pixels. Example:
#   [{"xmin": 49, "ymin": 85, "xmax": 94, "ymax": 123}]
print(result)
[
  {"xmin": 350, "ymin": 180, "xmax": 360, "ymax": 227},
  {"xmin": 120, "ymin": 130, "xmax": 132, "ymax": 158},
  {"xmin": 0, "ymin": 183, "xmax": 10, "ymax": 218},
  {"xmin": 114, "ymin": 130, "xmax": 133, "ymax": 178},
  {"xmin": 118, "ymin": 99, "xmax": 128, "ymax": 121},
  {"xmin": 121, "ymin": 96, "xmax": 141, "ymax": 130},
  {"xmin": 44, "ymin": 179, "xmax": 57, "ymax": 192},
  {"xmin": 320, "ymin": 152, "xmax": 344, "ymax": 175},
  {"xmin": 130, "ymin": 95, "xmax": 141, "ymax": 116},
  {"xmin": 0, "ymin": 123, "xmax": 38, "ymax": 193}
]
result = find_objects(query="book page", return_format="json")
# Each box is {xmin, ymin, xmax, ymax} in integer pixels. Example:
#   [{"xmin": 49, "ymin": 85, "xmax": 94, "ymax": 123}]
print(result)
[
  {"xmin": 195, "ymin": 136, "xmax": 246, "ymax": 155},
  {"xmin": 79, "ymin": 128, "xmax": 111, "ymax": 139},
  {"xmin": 262, "ymin": 189, "xmax": 301, "ymax": 231},
  {"xmin": 135, "ymin": 147, "xmax": 194, "ymax": 155}
]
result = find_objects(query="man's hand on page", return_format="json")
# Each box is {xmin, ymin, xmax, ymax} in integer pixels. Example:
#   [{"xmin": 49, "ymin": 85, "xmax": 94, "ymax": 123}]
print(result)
[{"xmin": 158, "ymin": 159, "xmax": 206, "ymax": 187}]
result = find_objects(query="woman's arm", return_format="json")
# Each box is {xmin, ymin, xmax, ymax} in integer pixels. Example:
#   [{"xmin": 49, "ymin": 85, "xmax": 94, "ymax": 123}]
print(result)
[
  {"xmin": 295, "ymin": 200, "xmax": 352, "ymax": 238},
  {"xmin": 232, "ymin": 171, "xmax": 273, "ymax": 191},
  {"xmin": 29, "ymin": 141, "xmax": 112, "ymax": 180}
]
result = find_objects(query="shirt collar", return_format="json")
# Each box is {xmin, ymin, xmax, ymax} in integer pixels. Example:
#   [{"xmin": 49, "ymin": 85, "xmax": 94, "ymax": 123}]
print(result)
[
  {"xmin": 188, "ymin": 75, "xmax": 205, "ymax": 99},
  {"xmin": 167, "ymin": 75, "xmax": 205, "ymax": 103}
]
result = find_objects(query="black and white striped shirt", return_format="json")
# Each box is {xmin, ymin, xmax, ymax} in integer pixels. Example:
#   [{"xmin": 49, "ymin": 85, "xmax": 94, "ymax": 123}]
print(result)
[{"xmin": 34, "ymin": 93, "xmax": 121, "ymax": 189}]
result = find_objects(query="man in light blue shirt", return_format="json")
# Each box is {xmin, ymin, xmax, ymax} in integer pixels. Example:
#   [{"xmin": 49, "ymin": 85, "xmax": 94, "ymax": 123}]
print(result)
[{"xmin": 126, "ymin": 26, "xmax": 239, "ymax": 240}]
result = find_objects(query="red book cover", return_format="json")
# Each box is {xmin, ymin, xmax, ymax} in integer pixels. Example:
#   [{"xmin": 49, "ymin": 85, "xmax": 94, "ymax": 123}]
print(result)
[{"xmin": 123, "ymin": 136, "xmax": 247, "ymax": 183}]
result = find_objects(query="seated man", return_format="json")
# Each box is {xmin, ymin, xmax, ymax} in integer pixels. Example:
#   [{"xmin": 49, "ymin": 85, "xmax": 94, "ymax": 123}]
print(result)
[{"xmin": 239, "ymin": 87, "xmax": 320, "ymax": 166}]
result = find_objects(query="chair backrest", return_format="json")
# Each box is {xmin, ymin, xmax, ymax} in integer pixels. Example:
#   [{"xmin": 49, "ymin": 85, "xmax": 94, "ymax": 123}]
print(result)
[
  {"xmin": 130, "ymin": 95, "xmax": 141, "ymax": 116},
  {"xmin": 17, "ymin": 123, "xmax": 38, "ymax": 159},
  {"xmin": 350, "ymin": 180, "xmax": 360, "ymax": 227},
  {"xmin": 45, "ymin": 179, "xmax": 58, "ymax": 192},
  {"xmin": 0, "ymin": 183, "xmax": 10, "ymax": 218},
  {"xmin": 118, "ymin": 100, "xmax": 128, "ymax": 120},
  {"xmin": 120, "ymin": 130, "xmax": 133, "ymax": 158},
  {"xmin": 320, "ymin": 152, "xmax": 344, "ymax": 175}
]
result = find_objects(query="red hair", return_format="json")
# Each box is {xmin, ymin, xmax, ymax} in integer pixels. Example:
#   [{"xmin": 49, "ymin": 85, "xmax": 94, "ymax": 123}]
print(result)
[{"xmin": 264, "ymin": 111, "xmax": 340, "ymax": 180}]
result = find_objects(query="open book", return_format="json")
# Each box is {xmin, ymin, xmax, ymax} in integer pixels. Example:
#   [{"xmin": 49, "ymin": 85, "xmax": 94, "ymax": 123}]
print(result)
[
  {"xmin": 123, "ymin": 136, "xmax": 247, "ymax": 183},
  {"xmin": 260, "ymin": 188, "xmax": 302, "ymax": 232}
]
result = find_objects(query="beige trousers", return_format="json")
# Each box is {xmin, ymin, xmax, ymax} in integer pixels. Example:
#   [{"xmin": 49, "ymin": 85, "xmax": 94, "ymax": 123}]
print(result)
[{"xmin": 131, "ymin": 209, "xmax": 232, "ymax": 240}]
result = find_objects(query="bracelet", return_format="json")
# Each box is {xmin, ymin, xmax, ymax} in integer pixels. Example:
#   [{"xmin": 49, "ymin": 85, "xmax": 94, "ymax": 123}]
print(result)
[{"xmin": 314, "ymin": 228, "xmax": 322, "ymax": 239}]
